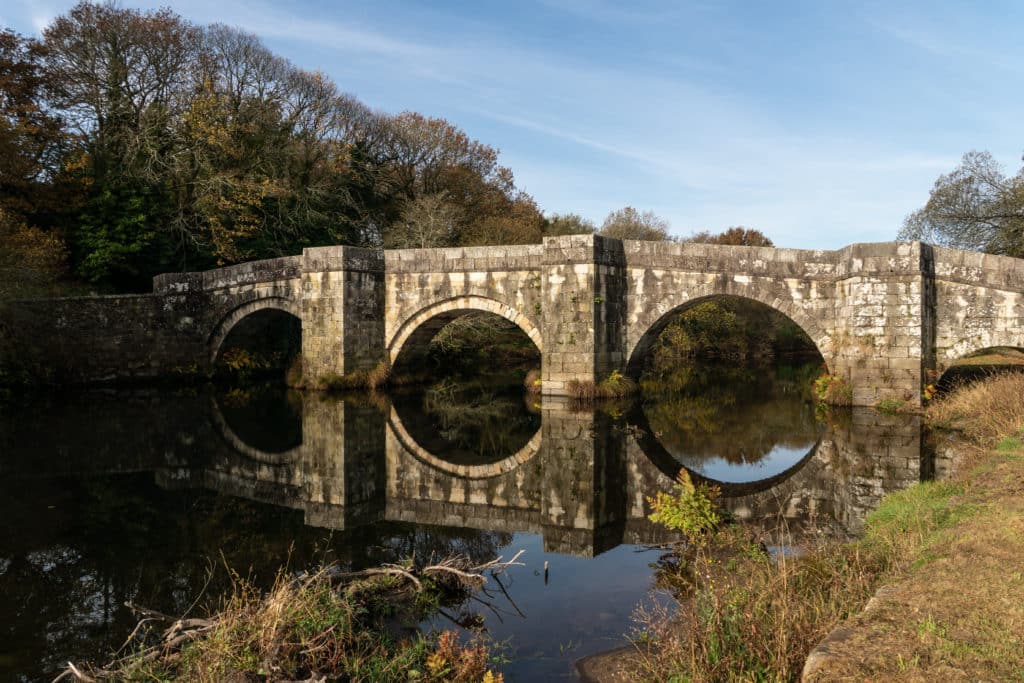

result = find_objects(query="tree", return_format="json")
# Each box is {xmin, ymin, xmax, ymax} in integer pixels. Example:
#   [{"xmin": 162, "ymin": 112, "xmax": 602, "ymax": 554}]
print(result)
[
  {"xmin": 598, "ymin": 206, "xmax": 671, "ymax": 241},
  {"xmin": 899, "ymin": 150, "xmax": 1024, "ymax": 257},
  {"xmin": 385, "ymin": 192, "xmax": 464, "ymax": 249},
  {"xmin": 686, "ymin": 226, "xmax": 773, "ymax": 247},
  {"xmin": 544, "ymin": 212, "xmax": 595, "ymax": 236},
  {"xmin": 0, "ymin": 30, "xmax": 74, "ymax": 225},
  {"xmin": 463, "ymin": 192, "xmax": 544, "ymax": 246},
  {"xmin": 19, "ymin": 2, "xmax": 546, "ymax": 291}
]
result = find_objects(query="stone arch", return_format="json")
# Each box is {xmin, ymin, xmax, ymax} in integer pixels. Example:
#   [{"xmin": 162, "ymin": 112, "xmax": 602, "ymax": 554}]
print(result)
[
  {"xmin": 387, "ymin": 406, "xmax": 541, "ymax": 479},
  {"xmin": 624, "ymin": 289, "xmax": 832, "ymax": 376},
  {"xmin": 387, "ymin": 295, "xmax": 542, "ymax": 365},
  {"xmin": 208, "ymin": 296, "xmax": 303, "ymax": 364},
  {"xmin": 936, "ymin": 339, "xmax": 1024, "ymax": 373},
  {"xmin": 209, "ymin": 395, "xmax": 302, "ymax": 465}
]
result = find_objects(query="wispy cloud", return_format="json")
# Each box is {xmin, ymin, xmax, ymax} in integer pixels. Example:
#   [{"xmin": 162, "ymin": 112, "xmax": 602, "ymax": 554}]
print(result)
[{"xmin": 869, "ymin": 13, "xmax": 1024, "ymax": 73}]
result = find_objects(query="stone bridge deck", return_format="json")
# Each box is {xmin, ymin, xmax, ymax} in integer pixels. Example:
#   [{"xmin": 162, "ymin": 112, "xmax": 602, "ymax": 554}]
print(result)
[{"xmin": 3, "ymin": 236, "xmax": 1023, "ymax": 405}]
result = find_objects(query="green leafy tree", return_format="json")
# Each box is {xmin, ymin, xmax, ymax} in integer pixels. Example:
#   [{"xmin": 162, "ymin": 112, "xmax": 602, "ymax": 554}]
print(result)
[
  {"xmin": 73, "ymin": 182, "xmax": 173, "ymax": 288},
  {"xmin": 899, "ymin": 150, "xmax": 1024, "ymax": 257}
]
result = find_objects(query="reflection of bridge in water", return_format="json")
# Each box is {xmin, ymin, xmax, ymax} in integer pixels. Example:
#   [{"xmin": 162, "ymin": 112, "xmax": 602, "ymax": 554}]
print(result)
[
  {"xmin": 199, "ymin": 393, "xmax": 950, "ymax": 556},
  {"xmin": 0, "ymin": 390, "xmax": 952, "ymax": 557}
]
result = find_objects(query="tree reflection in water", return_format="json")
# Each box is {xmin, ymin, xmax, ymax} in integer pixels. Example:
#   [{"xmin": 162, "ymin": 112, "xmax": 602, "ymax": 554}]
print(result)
[
  {"xmin": 637, "ymin": 362, "xmax": 823, "ymax": 483},
  {"xmin": 393, "ymin": 378, "xmax": 541, "ymax": 466}
]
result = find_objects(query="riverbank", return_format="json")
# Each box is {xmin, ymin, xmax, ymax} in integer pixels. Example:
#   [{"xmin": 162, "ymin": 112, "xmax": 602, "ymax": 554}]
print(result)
[
  {"xmin": 608, "ymin": 372, "xmax": 1024, "ymax": 682},
  {"xmin": 803, "ymin": 373, "xmax": 1024, "ymax": 681}
]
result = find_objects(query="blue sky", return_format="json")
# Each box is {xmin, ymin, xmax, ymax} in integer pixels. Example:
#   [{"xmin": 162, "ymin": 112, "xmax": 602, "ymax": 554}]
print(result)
[{"xmin": 4, "ymin": 0, "xmax": 1022, "ymax": 249}]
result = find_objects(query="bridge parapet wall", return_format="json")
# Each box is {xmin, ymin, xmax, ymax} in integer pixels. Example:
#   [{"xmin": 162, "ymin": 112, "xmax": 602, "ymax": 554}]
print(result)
[
  {"xmin": 153, "ymin": 255, "xmax": 302, "ymax": 294},
  {"xmin": 0, "ymin": 293, "xmax": 207, "ymax": 384}
]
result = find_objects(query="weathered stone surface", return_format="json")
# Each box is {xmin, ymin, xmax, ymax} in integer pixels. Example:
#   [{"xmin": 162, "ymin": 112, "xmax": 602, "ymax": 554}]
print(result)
[{"xmin": 3, "ymin": 239, "xmax": 1023, "ymax": 404}]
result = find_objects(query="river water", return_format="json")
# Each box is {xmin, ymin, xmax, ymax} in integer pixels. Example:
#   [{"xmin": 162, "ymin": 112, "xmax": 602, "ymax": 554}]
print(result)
[{"xmin": 0, "ymin": 363, "xmax": 940, "ymax": 682}]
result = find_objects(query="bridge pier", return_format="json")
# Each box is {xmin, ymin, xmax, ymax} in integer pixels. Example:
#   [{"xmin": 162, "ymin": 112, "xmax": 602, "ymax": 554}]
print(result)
[
  {"xmin": 300, "ymin": 246, "xmax": 385, "ymax": 382},
  {"xmin": 539, "ymin": 234, "xmax": 627, "ymax": 394},
  {"xmin": 830, "ymin": 242, "xmax": 936, "ymax": 407}
]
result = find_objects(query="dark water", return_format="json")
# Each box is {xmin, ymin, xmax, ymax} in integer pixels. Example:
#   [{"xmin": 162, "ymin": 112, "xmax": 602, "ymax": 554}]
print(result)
[{"xmin": 0, "ymin": 364, "xmax": 940, "ymax": 682}]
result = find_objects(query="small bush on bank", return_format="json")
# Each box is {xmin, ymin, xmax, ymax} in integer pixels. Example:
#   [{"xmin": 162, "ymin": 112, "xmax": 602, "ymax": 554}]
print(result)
[
  {"xmin": 874, "ymin": 396, "xmax": 917, "ymax": 415},
  {"xmin": 646, "ymin": 470, "xmax": 722, "ymax": 544}
]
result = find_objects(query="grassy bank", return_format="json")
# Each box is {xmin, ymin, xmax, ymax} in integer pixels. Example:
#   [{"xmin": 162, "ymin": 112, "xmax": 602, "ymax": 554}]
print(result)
[{"xmin": 626, "ymin": 373, "xmax": 1024, "ymax": 682}]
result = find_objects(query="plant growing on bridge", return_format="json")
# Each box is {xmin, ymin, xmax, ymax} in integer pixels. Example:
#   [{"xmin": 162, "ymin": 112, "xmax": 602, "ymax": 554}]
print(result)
[{"xmin": 813, "ymin": 372, "xmax": 852, "ymax": 406}]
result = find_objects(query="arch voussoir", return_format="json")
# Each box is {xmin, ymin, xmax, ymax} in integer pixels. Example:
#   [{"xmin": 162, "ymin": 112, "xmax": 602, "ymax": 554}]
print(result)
[
  {"xmin": 387, "ymin": 295, "xmax": 542, "ymax": 365},
  {"xmin": 207, "ymin": 296, "xmax": 303, "ymax": 364}
]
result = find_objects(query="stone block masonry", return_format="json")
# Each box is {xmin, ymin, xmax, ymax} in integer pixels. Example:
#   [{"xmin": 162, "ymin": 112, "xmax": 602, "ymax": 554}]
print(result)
[{"xmin": 2, "ymin": 237, "xmax": 1023, "ymax": 406}]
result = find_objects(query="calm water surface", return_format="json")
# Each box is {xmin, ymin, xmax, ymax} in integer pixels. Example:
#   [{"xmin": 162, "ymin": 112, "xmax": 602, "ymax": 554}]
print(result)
[{"xmin": 0, "ymin": 364, "xmax": 936, "ymax": 682}]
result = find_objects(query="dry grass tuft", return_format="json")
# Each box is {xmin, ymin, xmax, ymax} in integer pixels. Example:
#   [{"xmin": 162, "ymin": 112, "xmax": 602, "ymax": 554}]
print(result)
[
  {"xmin": 67, "ymin": 561, "xmax": 507, "ymax": 682},
  {"xmin": 322, "ymin": 360, "xmax": 392, "ymax": 392},
  {"xmin": 631, "ymin": 525, "xmax": 884, "ymax": 682},
  {"xmin": 927, "ymin": 371, "xmax": 1024, "ymax": 447},
  {"xmin": 567, "ymin": 370, "xmax": 638, "ymax": 399}
]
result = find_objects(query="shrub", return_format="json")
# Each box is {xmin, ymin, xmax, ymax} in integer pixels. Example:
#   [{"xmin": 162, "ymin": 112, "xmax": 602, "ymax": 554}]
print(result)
[{"xmin": 647, "ymin": 470, "xmax": 722, "ymax": 543}]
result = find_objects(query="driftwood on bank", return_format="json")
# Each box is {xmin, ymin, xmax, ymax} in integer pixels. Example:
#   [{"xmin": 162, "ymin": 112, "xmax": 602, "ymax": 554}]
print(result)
[{"xmin": 52, "ymin": 552, "xmax": 526, "ymax": 683}]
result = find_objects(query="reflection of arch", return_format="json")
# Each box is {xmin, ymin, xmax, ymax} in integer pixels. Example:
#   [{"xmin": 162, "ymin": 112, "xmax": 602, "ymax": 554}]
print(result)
[
  {"xmin": 388, "ymin": 406, "xmax": 541, "ymax": 479},
  {"xmin": 209, "ymin": 395, "xmax": 302, "ymax": 465},
  {"xmin": 208, "ymin": 297, "xmax": 302, "ymax": 363},
  {"xmin": 624, "ymin": 292, "xmax": 830, "ymax": 376},
  {"xmin": 626, "ymin": 404, "xmax": 820, "ymax": 497},
  {"xmin": 388, "ymin": 296, "xmax": 541, "ymax": 364}
]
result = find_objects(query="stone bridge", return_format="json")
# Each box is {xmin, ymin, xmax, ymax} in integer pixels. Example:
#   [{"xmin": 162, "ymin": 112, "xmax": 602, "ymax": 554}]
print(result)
[{"xmin": 4, "ymin": 235, "xmax": 1024, "ymax": 405}]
